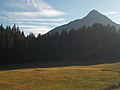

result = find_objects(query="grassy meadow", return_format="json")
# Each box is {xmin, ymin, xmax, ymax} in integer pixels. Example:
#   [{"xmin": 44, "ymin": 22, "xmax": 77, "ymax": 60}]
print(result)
[{"xmin": 0, "ymin": 62, "xmax": 120, "ymax": 90}]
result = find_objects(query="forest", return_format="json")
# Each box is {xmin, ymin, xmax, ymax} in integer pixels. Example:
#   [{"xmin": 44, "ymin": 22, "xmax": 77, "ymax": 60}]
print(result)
[{"xmin": 0, "ymin": 23, "xmax": 120, "ymax": 66}]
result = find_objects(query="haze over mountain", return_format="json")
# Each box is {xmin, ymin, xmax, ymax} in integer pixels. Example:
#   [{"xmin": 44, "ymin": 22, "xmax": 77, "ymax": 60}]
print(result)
[{"xmin": 49, "ymin": 10, "xmax": 120, "ymax": 34}]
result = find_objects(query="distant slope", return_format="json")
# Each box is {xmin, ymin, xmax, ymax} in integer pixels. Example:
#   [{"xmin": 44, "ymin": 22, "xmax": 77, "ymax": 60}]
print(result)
[{"xmin": 48, "ymin": 10, "xmax": 120, "ymax": 34}]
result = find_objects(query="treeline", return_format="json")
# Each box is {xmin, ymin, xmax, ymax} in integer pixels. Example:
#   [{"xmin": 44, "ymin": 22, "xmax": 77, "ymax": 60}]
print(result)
[
  {"xmin": 0, "ymin": 23, "xmax": 120, "ymax": 65},
  {"xmin": 0, "ymin": 24, "xmax": 37, "ymax": 64}
]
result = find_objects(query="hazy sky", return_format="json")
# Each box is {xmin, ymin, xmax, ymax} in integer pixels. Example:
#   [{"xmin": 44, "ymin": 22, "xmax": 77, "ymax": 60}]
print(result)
[{"xmin": 0, "ymin": 0, "xmax": 120, "ymax": 35}]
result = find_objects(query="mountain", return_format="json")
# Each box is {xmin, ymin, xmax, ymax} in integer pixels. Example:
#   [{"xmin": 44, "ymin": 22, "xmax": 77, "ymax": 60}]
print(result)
[{"xmin": 48, "ymin": 10, "xmax": 120, "ymax": 34}]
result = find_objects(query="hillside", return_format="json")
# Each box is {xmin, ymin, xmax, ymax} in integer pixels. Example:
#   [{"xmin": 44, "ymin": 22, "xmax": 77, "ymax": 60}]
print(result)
[
  {"xmin": 1, "ymin": 11, "xmax": 120, "ymax": 66},
  {"xmin": 48, "ymin": 10, "xmax": 120, "ymax": 34},
  {"xmin": 0, "ymin": 62, "xmax": 120, "ymax": 90}
]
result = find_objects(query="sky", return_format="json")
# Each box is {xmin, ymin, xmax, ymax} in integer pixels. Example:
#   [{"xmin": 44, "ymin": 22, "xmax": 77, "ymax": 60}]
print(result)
[{"xmin": 0, "ymin": 0, "xmax": 120, "ymax": 36}]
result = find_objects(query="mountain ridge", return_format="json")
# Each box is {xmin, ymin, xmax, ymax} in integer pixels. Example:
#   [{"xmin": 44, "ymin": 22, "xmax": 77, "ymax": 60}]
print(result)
[{"xmin": 48, "ymin": 10, "xmax": 120, "ymax": 34}]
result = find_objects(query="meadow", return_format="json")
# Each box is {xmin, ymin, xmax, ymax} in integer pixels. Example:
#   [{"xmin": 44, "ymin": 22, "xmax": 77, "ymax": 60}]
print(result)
[{"xmin": 0, "ymin": 62, "xmax": 120, "ymax": 90}]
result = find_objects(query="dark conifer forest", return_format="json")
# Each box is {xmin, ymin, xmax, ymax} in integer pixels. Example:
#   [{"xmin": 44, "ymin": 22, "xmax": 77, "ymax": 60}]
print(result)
[{"xmin": 0, "ymin": 23, "xmax": 120, "ymax": 66}]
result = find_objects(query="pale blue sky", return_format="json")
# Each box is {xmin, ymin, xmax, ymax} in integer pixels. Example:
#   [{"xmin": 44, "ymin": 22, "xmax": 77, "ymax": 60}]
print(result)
[{"xmin": 0, "ymin": 0, "xmax": 120, "ymax": 35}]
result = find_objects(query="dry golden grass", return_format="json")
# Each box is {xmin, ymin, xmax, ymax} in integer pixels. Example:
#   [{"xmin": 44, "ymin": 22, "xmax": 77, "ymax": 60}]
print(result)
[{"xmin": 0, "ymin": 62, "xmax": 120, "ymax": 90}]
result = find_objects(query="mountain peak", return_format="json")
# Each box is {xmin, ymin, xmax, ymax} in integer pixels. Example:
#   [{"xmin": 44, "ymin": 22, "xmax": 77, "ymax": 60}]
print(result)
[
  {"xmin": 87, "ymin": 10, "xmax": 102, "ymax": 17},
  {"xmin": 90, "ymin": 10, "xmax": 99, "ymax": 13},
  {"xmin": 48, "ymin": 10, "xmax": 120, "ymax": 34}
]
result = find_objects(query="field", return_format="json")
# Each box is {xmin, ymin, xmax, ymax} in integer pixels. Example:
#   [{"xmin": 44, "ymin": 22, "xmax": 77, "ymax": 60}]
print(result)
[{"xmin": 0, "ymin": 62, "xmax": 120, "ymax": 90}]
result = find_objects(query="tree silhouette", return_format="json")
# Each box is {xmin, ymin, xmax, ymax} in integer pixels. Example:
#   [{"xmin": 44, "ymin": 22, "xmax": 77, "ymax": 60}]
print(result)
[{"xmin": 0, "ymin": 23, "xmax": 120, "ymax": 66}]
